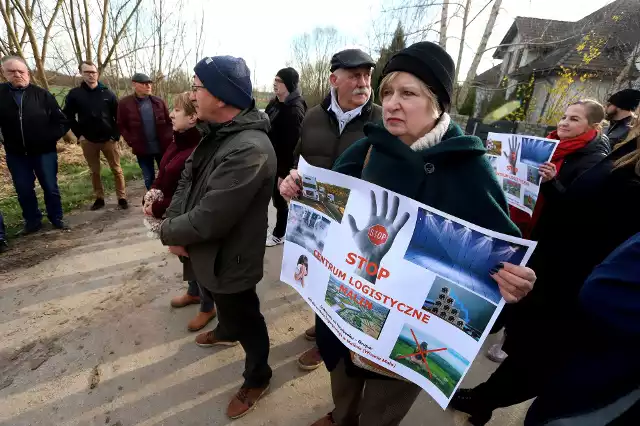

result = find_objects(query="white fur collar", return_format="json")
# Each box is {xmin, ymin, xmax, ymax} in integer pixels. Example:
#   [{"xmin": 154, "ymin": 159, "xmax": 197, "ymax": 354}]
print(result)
[{"xmin": 410, "ymin": 113, "xmax": 451, "ymax": 152}]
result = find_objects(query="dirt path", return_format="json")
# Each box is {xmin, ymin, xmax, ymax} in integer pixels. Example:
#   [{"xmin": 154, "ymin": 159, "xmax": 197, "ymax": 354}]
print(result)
[{"xmin": 0, "ymin": 182, "xmax": 531, "ymax": 426}]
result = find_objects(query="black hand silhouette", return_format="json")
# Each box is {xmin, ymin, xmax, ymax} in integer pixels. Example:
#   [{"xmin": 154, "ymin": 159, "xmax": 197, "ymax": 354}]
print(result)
[
  {"xmin": 348, "ymin": 190, "xmax": 410, "ymax": 283},
  {"xmin": 503, "ymin": 135, "xmax": 520, "ymax": 175}
]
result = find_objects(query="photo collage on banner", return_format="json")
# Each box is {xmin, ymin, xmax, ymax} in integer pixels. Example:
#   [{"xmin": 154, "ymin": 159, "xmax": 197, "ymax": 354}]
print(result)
[
  {"xmin": 485, "ymin": 133, "xmax": 559, "ymax": 215},
  {"xmin": 280, "ymin": 157, "xmax": 537, "ymax": 408}
]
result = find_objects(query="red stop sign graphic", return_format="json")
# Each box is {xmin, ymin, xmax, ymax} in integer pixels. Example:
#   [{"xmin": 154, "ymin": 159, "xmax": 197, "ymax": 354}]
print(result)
[{"xmin": 368, "ymin": 224, "xmax": 388, "ymax": 246}]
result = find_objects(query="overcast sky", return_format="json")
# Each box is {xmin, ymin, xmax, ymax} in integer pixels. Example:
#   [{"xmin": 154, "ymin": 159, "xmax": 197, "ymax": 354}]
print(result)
[{"xmin": 190, "ymin": 0, "xmax": 614, "ymax": 88}]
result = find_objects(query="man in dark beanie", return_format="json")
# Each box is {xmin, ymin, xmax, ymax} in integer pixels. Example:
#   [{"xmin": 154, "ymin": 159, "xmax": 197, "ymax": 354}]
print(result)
[
  {"xmin": 278, "ymin": 48, "xmax": 381, "ymax": 373},
  {"xmin": 605, "ymin": 88, "xmax": 640, "ymax": 149},
  {"xmin": 160, "ymin": 55, "xmax": 276, "ymax": 419},
  {"xmin": 265, "ymin": 67, "xmax": 307, "ymax": 247}
]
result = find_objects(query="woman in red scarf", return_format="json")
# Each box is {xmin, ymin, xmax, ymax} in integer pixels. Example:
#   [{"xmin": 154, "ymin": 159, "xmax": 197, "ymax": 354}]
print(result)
[{"xmin": 509, "ymin": 100, "xmax": 610, "ymax": 239}]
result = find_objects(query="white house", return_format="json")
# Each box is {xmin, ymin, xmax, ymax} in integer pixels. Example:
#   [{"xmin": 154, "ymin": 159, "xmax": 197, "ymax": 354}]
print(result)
[{"xmin": 473, "ymin": 0, "xmax": 640, "ymax": 123}]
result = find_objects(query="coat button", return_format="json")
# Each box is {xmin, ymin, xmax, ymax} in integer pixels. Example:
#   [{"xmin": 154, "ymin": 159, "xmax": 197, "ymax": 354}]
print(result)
[{"xmin": 424, "ymin": 163, "xmax": 435, "ymax": 174}]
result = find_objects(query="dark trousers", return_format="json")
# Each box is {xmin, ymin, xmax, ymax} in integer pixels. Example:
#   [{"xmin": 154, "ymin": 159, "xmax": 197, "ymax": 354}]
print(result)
[
  {"xmin": 472, "ymin": 349, "xmax": 540, "ymax": 410},
  {"xmin": 6, "ymin": 152, "xmax": 63, "ymax": 229},
  {"xmin": 211, "ymin": 287, "xmax": 272, "ymax": 388},
  {"xmin": 271, "ymin": 180, "xmax": 288, "ymax": 238},
  {"xmin": 186, "ymin": 280, "xmax": 215, "ymax": 312},
  {"xmin": 330, "ymin": 359, "xmax": 421, "ymax": 426},
  {"xmin": 0, "ymin": 211, "xmax": 5, "ymax": 240},
  {"xmin": 137, "ymin": 154, "xmax": 163, "ymax": 190}
]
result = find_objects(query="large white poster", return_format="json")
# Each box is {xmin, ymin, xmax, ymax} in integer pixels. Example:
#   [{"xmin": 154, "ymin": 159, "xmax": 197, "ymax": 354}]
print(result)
[
  {"xmin": 485, "ymin": 133, "xmax": 559, "ymax": 215},
  {"xmin": 280, "ymin": 157, "xmax": 537, "ymax": 408}
]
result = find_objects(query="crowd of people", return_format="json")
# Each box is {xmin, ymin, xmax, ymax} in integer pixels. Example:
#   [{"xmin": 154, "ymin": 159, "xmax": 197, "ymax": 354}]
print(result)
[{"xmin": 0, "ymin": 39, "xmax": 639, "ymax": 425}]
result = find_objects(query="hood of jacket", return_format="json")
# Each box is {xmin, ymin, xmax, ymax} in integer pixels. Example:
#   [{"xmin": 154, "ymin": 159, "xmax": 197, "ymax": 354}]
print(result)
[
  {"xmin": 203, "ymin": 103, "xmax": 271, "ymax": 139},
  {"xmin": 586, "ymin": 132, "xmax": 612, "ymax": 156}
]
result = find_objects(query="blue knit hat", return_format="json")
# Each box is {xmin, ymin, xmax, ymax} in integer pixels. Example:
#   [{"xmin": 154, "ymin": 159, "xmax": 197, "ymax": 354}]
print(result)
[{"xmin": 194, "ymin": 56, "xmax": 253, "ymax": 110}]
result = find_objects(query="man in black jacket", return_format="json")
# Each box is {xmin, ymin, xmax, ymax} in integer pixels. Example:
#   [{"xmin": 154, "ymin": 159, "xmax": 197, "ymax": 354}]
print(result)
[
  {"xmin": 264, "ymin": 67, "xmax": 307, "ymax": 247},
  {"xmin": 0, "ymin": 56, "xmax": 70, "ymax": 234},
  {"xmin": 64, "ymin": 61, "xmax": 128, "ymax": 210},
  {"xmin": 604, "ymin": 88, "xmax": 640, "ymax": 149}
]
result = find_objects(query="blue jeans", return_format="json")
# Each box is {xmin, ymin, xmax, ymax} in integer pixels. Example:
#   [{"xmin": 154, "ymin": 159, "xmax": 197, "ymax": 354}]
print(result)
[
  {"xmin": 187, "ymin": 280, "xmax": 215, "ymax": 313},
  {"xmin": 0, "ymin": 211, "xmax": 5, "ymax": 240},
  {"xmin": 137, "ymin": 154, "xmax": 163, "ymax": 190},
  {"xmin": 5, "ymin": 152, "xmax": 63, "ymax": 229}
]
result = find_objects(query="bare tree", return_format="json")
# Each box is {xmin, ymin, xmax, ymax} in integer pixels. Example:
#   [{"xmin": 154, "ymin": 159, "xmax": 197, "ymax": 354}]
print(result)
[
  {"xmin": 612, "ymin": 41, "xmax": 640, "ymax": 92},
  {"xmin": 292, "ymin": 27, "xmax": 343, "ymax": 107},
  {"xmin": 453, "ymin": 0, "xmax": 471, "ymax": 102},
  {"xmin": 439, "ymin": 0, "xmax": 449, "ymax": 47},
  {"xmin": 0, "ymin": 0, "xmax": 64, "ymax": 89},
  {"xmin": 455, "ymin": 0, "xmax": 502, "ymax": 111}
]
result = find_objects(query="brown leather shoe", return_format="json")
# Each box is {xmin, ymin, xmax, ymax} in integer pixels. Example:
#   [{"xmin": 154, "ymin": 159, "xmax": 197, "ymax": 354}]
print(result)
[
  {"xmin": 170, "ymin": 293, "xmax": 200, "ymax": 308},
  {"xmin": 195, "ymin": 330, "xmax": 239, "ymax": 348},
  {"xmin": 310, "ymin": 413, "xmax": 336, "ymax": 426},
  {"xmin": 227, "ymin": 384, "xmax": 270, "ymax": 419},
  {"xmin": 297, "ymin": 345, "xmax": 323, "ymax": 371},
  {"xmin": 304, "ymin": 325, "xmax": 316, "ymax": 341},
  {"xmin": 187, "ymin": 310, "xmax": 217, "ymax": 332}
]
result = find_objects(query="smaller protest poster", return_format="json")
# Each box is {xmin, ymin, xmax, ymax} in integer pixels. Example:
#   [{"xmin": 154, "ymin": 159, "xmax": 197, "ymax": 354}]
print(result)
[
  {"xmin": 486, "ymin": 133, "xmax": 559, "ymax": 215},
  {"xmin": 280, "ymin": 157, "xmax": 537, "ymax": 408}
]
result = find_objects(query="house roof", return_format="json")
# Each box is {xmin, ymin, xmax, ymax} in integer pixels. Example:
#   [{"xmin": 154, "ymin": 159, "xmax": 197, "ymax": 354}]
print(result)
[
  {"xmin": 494, "ymin": 17, "xmax": 574, "ymax": 59},
  {"xmin": 499, "ymin": 0, "xmax": 640, "ymax": 78},
  {"xmin": 473, "ymin": 64, "xmax": 502, "ymax": 87}
]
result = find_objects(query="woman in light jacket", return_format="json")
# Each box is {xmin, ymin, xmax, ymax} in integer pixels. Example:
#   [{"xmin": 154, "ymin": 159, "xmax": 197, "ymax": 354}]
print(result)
[{"xmin": 281, "ymin": 41, "xmax": 536, "ymax": 426}]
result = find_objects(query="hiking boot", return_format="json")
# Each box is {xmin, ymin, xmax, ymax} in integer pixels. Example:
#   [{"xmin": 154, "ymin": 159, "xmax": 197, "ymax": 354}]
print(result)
[
  {"xmin": 15, "ymin": 223, "xmax": 42, "ymax": 237},
  {"xmin": 195, "ymin": 330, "xmax": 239, "ymax": 348},
  {"xmin": 52, "ymin": 220, "xmax": 70, "ymax": 231},
  {"xmin": 91, "ymin": 198, "xmax": 105, "ymax": 210},
  {"xmin": 226, "ymin": 384, "xmax": 270, "ymax": 419},
  {"xmin": 0, "ymin": 240, "xmax": 8, "ymax": 254},
  {"xmin": 449, "ymin": 389, "xmax": 492, "ymax": 426},
  {"xmin": 265, "ymin": 234, "xmax": 284, "ymax": 247},
  {"xmin": 170, "ymin": 293, "xmax": 201, "ymax": 308},
  {"xmin": 297, "ymin": 345, "xmax": 323, "ymax": 371},
  {"xmin": 118, "ymin": 198, "xmax": 129, "ymax": 210},
  {"xmin": 310, "ymin": 413, "xmax": 337, "ymax": 426},
  {"xmin": 187, "ymin": 310, "xmax": 217, "ymax": 332},
  {"xmin": 304, "ymin": 326, "xmax": 316, "ymax": 341}
]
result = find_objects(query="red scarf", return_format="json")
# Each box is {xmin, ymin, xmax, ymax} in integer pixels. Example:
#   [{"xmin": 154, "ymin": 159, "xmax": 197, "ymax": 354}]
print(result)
[{"xmin": 509, "ymin": 128, "xmax": 597, "ymax": 238}]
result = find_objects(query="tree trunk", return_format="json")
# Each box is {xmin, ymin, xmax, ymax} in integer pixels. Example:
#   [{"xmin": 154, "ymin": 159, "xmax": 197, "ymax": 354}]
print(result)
[
  {"xmin": 454, "ymin": 0, "xmax": 471, "ymax": 101},
  {"xmin": 456, "ymin": 0, "xmax": 502, "ymax": 110},
  {"xmin": 83, "ymin": 0, "xmax": 91, "ymax": 61},
  {"xmin": 439, "ymin": 0, "xmax": 449, "ymax": 48}
]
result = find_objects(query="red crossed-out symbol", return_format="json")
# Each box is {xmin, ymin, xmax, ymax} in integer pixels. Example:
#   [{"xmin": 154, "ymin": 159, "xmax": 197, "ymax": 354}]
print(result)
[{"xmin": 395, "ymin": 328, "xmax": 447, "ymax": 379}]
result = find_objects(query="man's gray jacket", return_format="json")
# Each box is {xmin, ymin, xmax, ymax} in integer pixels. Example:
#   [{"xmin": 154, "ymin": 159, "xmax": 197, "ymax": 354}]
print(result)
[{"xmin": 160, "ymin": 106, "xmax": 276, "ymax": 293}]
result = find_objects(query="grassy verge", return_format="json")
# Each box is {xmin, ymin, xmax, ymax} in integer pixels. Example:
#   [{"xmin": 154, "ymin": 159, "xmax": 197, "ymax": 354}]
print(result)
[{"xmin": 1, "ymin": 155, "xmax": 142, "ymax": 239}]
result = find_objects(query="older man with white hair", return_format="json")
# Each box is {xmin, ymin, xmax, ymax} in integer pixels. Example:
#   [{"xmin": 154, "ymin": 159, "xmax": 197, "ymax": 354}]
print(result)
[
  {"xmin": 0, "ymin": 55, "xmax": 70, "ymax": 234},
  {"xmin": 281, "ymin": 48, "xmax": 382, "ymax": 371}
]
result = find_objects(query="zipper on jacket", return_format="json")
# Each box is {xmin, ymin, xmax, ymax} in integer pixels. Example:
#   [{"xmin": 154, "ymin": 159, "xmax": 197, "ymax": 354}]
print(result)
[{"xmin": 12, "ymin": 93, "xmax": 26, "ymax": 153}]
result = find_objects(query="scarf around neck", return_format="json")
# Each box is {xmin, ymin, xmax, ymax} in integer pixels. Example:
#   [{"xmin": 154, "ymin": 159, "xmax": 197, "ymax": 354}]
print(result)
[{"xmin": 329, "ymin": 88, "xmax": 367, "ymax": 134}]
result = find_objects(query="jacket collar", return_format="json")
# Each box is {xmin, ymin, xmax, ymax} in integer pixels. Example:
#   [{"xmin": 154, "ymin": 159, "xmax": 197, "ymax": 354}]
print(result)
[
  {"xmin": 174, "ymin": 126, "xmax": 201, "ymax": 149},
  {"xmin": 365, "ymin": 119, "xmax": 485, "ymax": 164},
  {"xmin": 81, "ymin": 81, "xmax": 106, "ymax": 91},
  {"xmin": 410, "ymin": 113, "xmax": 451, "ymax": 152}
]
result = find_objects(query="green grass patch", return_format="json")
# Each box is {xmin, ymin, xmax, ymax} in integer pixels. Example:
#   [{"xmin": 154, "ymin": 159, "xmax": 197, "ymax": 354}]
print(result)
[{"xmin": 1, "ymin": 157, "xmax": 142, "ymax": 238}]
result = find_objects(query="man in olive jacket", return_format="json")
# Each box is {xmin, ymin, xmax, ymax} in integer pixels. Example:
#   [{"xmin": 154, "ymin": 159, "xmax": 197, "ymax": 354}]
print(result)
[{"xmin": 159, "ymin": 55, "xmax": 276, "ymax": 419}]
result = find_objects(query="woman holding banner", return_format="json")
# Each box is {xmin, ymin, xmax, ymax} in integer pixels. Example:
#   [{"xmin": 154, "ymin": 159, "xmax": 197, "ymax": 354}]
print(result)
[
  {"xmin": 281, "ymin": 41, "xmax": 537, "ymax": 426},
  {"xmin": 452, "ymin": 115, "xmax": 640, "ymax": 424},
  {"xmin": 509, "ymin": 100, "xmax": 610, "ymax": 239}
]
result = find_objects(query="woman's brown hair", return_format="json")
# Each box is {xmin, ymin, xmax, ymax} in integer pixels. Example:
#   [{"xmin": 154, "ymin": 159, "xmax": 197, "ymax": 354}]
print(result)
[
  {"xmin": 613, "ymin": 110, "xmax": 640, "ymax": 176},
  {"xmin": 568, "ymin": 99, "xmax": 605, "ymax": 131},
  {"xmin": 173, "ymin": 91, "xmax": 197, "ymax": 117}
]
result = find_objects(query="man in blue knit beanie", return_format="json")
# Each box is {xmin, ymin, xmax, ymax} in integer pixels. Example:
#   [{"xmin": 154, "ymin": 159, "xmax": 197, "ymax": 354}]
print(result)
[{"xmin": 160, "ymin": 55, "xmax": 277, "ymax": 419}]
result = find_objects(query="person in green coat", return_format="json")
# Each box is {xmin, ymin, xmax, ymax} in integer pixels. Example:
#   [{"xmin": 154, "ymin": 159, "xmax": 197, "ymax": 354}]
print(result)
[{"xmin": 281, "ymin": 41, "xmax": 537, "ymax": 426}]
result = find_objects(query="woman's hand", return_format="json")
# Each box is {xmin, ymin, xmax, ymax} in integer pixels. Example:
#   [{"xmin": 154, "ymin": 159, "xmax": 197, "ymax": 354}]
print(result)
[
  {"xmin": 539, "ymin": 162, "xmax": 557, "ymax": 183},
  {"xmin": 280, "ymin": 169, "xmax": 302, "ymax": 201},
  {"xmin": 142, "ymin": 203, "xmax": 154, "ymax": 216},
  {"xmin": 491, "ymin": 262, "xmax": 536, "ymax": 303}
]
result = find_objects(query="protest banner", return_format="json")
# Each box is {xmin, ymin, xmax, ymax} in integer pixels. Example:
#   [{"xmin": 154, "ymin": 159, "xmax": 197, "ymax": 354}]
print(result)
[
  {"xmin": 280, "ymin": 157, "xmax": 537, "ymax": 408},
  {"xmin": 486, "ymin": 133, "xmax": 559, "ymax": 215}
]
